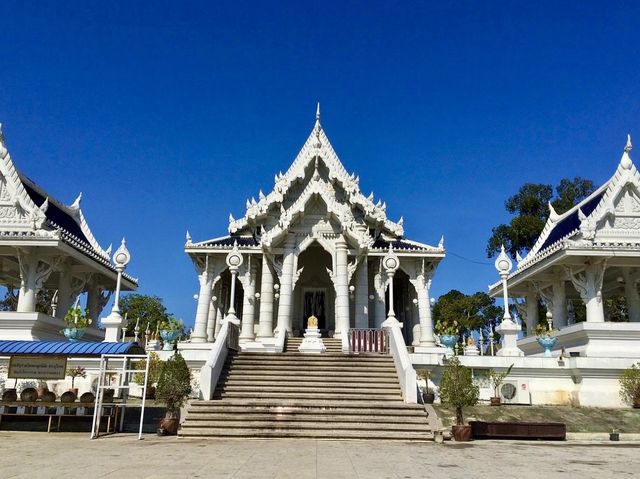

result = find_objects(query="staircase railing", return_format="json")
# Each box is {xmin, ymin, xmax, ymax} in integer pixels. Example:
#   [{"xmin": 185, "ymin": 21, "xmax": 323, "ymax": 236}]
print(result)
[
  {"xmin": 349, "ymin": 328, "xmax": 389, "ymax": 353},
  {"xmin": 199, "ymin": 317, "xmax": 240, "ymax": 400},
  {"xmin": 384, "ymin": 323, "xmax": 418, "ymax": 404}
]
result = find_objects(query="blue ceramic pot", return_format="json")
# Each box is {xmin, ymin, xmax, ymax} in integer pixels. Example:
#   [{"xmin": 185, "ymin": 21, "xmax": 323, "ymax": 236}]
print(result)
[
  {"xmin": 63, "ymin": 327, "xmax": 86, "ymax": 342},
  {"xmin": 440, "ymin": 334, "xmax": 459, "ymax": 352},
  {"xmin": 537, "ymin": 336, "xmax": 557, "ymax": 357},
  {"xmin": 160, "ymin": 330, "xmax": 181, "ymax": 350}
]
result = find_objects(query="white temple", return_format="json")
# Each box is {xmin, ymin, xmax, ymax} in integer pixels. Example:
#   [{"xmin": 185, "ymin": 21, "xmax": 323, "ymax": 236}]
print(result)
[
  {"xmin": 0, "ymin": 125, "xmax": 137, "ymax": 340},
  {"xmin": 185, "ymin": 105, "xmax": 445, "ymax": 348}
]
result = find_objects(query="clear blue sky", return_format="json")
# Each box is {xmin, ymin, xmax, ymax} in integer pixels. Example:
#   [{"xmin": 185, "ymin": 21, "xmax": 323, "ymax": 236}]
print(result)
[{"xmin": 1, "ymin": 1, "xmax": 639, "ymax": 326}]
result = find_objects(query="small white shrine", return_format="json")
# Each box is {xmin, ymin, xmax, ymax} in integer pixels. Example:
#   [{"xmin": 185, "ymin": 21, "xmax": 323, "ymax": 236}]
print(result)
[
  {"xmin": 185, "ymin": 105, "xmax": 445, "ymax": 348},
  {"xmin": 0, "ymin": 125, "xmax": 137, "ymax": 341}
]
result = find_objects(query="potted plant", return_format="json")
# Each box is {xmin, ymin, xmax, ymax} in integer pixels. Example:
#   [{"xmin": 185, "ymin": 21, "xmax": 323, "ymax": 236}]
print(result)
[
  {"xmin": 156, "ymin": 352, "xmax": 192, "ymax": 435},
  {"xmin": 534, "ymin": 322, "xmax": 557, "ymax": 357},
  {"xmin": 159, "ymin": 317, "xmax": 184, "ymax": 351},
  {"xmin": 436, "ymin": 321, "xmax": 460, "ymax": 354},
  {"xmin": 416, "ymin": 369, "xmax": 435, "ymax": 404},
  {"xmin": 485, "ymin": 364, "xmax": 514, "ymax": 406},
  {"xmin": 619, "ymin": 363, "xmax": 640, "ymax": 408},
  {"xmin": 133, "ymin": 352, "xmax": 162, "ymax": 399},
  {"xmin": 61, "ymin": 306, "xmax": 92, "ymax": 341},
  {"xmin": 438, "ymin": 357, "xmax": 479, "ymax": 441},
  {"xmin": 36, "ymin": 379, "xmax": 49, "ymax": 399},
  {"xmin": 67, "ymin": 366, "xmax": 86, "ymax": 398}
]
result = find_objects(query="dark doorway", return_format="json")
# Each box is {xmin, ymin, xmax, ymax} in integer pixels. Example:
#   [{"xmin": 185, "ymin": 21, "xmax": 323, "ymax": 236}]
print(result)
[{"xmin": 303, "ymin": 289, "xmax": 326, "ymax": 329}]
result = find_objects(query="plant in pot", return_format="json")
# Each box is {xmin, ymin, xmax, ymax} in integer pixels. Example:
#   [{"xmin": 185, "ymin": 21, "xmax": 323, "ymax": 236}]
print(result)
[
  {"xmin": 133, "ymin": 352, "xmax": 162, "ymax": 399},
  {"xmin": 435, "ymin": 321, "xmax": 460, "ymax": 355},
  {"xmin": 61, "ymin": 306, "xmax": 92, "ymax": 341},
  {"xmin": 155, "ymin": 352, "xmax": 191, "ymax": 435},
  {"xmin": 67, "ymin": 366, "xmax": 86, "ymax": 398},
  {"xmin": 416, "ymin": 369, "xmax": 435, "ymax": 404},
  {"xmin": 36, "ymin": 379, "xmax": 49, "ymax": 399},
  {"xmin": 438, "ymin": 357, "xmax": 479, "ymax": 441},
  {"xmin": 485, "ymin": 364, "xmax": 514, "ymax": 406},
  {"xmin": 534, "ymin": 317, "xmax": 557, "ymax": 357},
  {"xmin": 619, "ymin": 363, "xmax": 640, "ymax": 408},
  {"xmin": 159, "ymin": 317, "xmax": 184, "ymax": 351}
]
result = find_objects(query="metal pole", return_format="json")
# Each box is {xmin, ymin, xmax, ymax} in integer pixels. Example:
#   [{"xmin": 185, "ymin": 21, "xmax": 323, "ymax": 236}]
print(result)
[{"xmin": 138, "ymin": 353, "xmax": 150, "ymax": 440}]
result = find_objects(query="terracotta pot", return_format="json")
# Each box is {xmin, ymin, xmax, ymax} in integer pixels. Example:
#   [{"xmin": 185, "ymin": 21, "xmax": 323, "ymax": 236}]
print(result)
[
  {"xmin": 20, "ymin": 387, "xmax": 38, "ymax": 402},
  {"xmin": 37, "ymin": 387, "xmax": 48, "ymax": 399},
  {"xmin": 158, "ymin": 413, "xmax": 180, "ymax": 436},
  {"xmin": 422, "ymin": 391, "xmax": 435, "ymax": 404},
  {"xmin": 145, "ymin": 386, "xmax": 156, "ymax": 399},
  {"xmin": 633, "ymin": 398, "xmax": 640, "ymax": 409},
  {"xmin": 490, "ymin": 396, "xmax": 501, "ymax": 406},
  {"xmin": 42, "ymin": 391, "xmax": 57, "ymax": 402},
  {"xmin": 80, "ymin": 392, "xmax": 96, "ymax": 404},
  {"xmin": 60, "ymin": 391, "xmax": 77, "ymax": 403},
  {"xmin": 69, "ymin": 388, "xmax": 79, "ymax": 397},
  {"xmin": 452, "ymin": 424, "xmax": 473, "ymax": 442},
  {"xmin": 2, "ymin": 389, "xmax": 17, "ymax": 402}
]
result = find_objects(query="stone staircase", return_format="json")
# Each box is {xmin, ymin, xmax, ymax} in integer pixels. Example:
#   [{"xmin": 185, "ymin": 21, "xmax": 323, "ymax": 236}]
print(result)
[{"xmin": 180, "ymin": 336, "xmax": 432, "ymax": 440}]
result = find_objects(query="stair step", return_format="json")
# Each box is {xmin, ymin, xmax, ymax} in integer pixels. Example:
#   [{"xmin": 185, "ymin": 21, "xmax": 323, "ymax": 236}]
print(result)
[
  {"xmin": 221, "ymin": 370, "xmax": 398, "ymax": 379},
  {"xmin": 232, "ymin": 354, "xmax": 391, "ymax": 361},
  {"xmin": 180, "ymin": 420, "xmax": 426, "ymax": 431},
  {"xmin": 180, "ymin": 428, "xmax": 432, "ymax": 440},
  {"xmin": 184, "ymin": 414, "xmax": 426, "ymax": 424},
  {"xmin": 214, "ymin": 392, "xmax": 402, "ymax": 400},
  {"xmin": 187, "ymin": 405, "xmax": 425, "ymax": 415},
  {"xmin": 191, "ymin": 399, "xmax": 423, "ymax": 409},
  {"xmin": 219, "ymin": 378, "xmax": 400, "ymax": 386},
  {"xmin": 217, "ymin": 385, "xmax": 401, "ymax": 394}
]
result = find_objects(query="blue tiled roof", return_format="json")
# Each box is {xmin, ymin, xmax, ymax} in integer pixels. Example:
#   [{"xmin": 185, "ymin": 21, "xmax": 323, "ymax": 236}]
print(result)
[
  {"xmin": 538, "ymin": 191, "xmax": 606, "ymax": 252},
  {"xmin": 0, "ymin": 340, "xmax": 145, "ymax": 356}
]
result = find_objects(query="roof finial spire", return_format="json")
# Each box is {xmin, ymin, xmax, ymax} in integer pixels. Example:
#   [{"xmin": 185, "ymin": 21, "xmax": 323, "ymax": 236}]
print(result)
[
  {"xmin": 316, "ymin": 102, "xmax": 321, "ymax": 122},
  {"xmin": 621, "ymin": 133, "xmax": 633, "ymax": 170}
]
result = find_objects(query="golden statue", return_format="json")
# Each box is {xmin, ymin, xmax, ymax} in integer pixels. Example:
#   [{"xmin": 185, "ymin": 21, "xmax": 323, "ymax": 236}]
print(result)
[
  {"xmin": 466, "ymin": 336, "xmax": 475, "ymax": 346},
  {"xmin": 307, "ymin": 315, "xmax": 318, "ymax": 328}
]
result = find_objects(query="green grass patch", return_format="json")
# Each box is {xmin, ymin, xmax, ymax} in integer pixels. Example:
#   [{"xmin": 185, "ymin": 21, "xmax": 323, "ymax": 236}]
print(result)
[{"xmin": 433, "ymin": 405, "xmax": 640, "ymax": 433}]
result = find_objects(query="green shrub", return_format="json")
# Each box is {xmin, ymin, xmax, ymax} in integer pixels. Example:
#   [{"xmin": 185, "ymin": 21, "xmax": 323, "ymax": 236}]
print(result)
[
  {"xmin": 619, "ymin": 364, "xmax": 640, "ymax": 406},
  {"xmin": 133, "ymin": 352, "xmax": 163, "ymax": 386},
  {"xmin": 156, "ymin": 352, "xmax": 191, "ymax": 416},
  {"xmin": 439, "ymin": 357, "xmax": 479, "ymax": 425}
]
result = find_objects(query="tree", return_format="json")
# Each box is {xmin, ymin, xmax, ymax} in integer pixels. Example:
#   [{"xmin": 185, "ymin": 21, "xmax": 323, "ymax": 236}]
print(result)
[
  {"xmin": 156, "ymin": 352, "xmax": 192, "ymax": 417},
  {"xmin": 119, "ymin": 294, "xmax": 174, "ymax": 335},
  {"xmin": 433, "ymin": 290, "xmax": 503, "ymax": 337},
  {"xmin": 438, "ymin": 357, "xmax": 479, "ymax": 425},
  {"xmin": 487, "ymin": 177, "xmax": 595, "ymax": 259}
]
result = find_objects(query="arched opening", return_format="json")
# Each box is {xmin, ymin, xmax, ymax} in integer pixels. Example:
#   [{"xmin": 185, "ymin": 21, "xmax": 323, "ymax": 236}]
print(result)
[{"xmin": 292, "ymin": 242, "xmax": 335, "ymax": 336}]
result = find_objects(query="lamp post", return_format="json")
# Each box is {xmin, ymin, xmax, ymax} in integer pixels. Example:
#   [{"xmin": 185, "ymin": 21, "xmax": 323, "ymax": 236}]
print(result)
[
  {"xmin": 381, "ymin": 245, "xmax": 400, "ymax": 328},
  {"xmin": 494, "ymin": 245, "xmax": 523, "ymax": 357},
  {"xmin": 225, "ymin": 242, "xmax": 243, "ymax": 325},
  {"xmin": 102, "ymin": 238, "xmax": 131, "ymax": 342}
]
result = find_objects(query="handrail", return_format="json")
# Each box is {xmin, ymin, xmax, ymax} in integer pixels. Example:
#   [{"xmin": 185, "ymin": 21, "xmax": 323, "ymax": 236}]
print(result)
[
  {"xmin": 275, "ymin": 327, "xmax": 287, "ymax": 353},
  {"xmin": 349, "ymin": 328, "xmax": 389, "ymax": 353},
  {"xmin": 199, "ymin": 317, "xmax": 240, "ymax": 400},
  {"xmin": 383, "ymin": 323, "xmax": 418, "ymax": 403},
  {"xmin": 341, "ymin": 328, "xmax": 350, "ymax": 353}
]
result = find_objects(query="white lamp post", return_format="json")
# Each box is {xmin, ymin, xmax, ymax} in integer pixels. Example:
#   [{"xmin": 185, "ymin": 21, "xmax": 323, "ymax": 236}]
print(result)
[
  {"xmin": 381, "ymin": 245, "xmax": 401, "ymax": 327},
  {"xmin": 102, "ymin": 238, "xmax": 131, "ymax": 342},
  {"xmin": 225, "ymin": 242, "xmax": 243, "ymax": 325},
  {"xmin": 494, "ymin": 245, "xmax": 523, "ymax": 356}
]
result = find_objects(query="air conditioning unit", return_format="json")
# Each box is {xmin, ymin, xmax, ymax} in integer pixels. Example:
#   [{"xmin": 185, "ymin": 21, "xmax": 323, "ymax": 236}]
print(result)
[{"xmin": 499, "ymin": 380, "xmax": 531, "ymax": 405}]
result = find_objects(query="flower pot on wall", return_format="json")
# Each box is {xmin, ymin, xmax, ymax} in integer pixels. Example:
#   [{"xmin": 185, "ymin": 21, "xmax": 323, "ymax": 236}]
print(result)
[
  {"xmin": 423, "ymin": 391, "xmax": 435, "ymax": 404},
  {"xmin": 452, "ymin": 424, "xmax": 472, "ymax": 442},
  {"xmin": 159, "ymin": 330, "xmax": 181, "ymax": 351},
  {"xmin": 490, "ymin": 396, "xmax": 501, "ymax": 406},
  {"xmin": 63, "ymin": 327, "xmax": 86, "ymax": 341},
  {"xmin": 158, "ymin": 412, "xmax": 179, "ymax": 436},
  {"xmin": 536, "ymin": 336, "xmax": 557, "ymax": 357},
  {"xmin": 69, "ymin": 388, "xmax": 79, "ymax": 397},
  {"xmin": 20, "ymin": 388, "xmax": 38, "ymax": 402}
]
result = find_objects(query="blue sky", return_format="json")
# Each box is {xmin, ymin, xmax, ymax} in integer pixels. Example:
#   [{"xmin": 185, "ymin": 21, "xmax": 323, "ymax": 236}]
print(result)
[{"xmin": 1, "ymin": 1, "xmax": 639, "ymax": 326}]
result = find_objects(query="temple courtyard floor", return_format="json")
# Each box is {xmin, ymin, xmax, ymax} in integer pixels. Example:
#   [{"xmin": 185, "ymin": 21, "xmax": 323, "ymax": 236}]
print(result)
[{"xmin": 1, "ymin": 432, "xmax": 638, "ymax": 479}]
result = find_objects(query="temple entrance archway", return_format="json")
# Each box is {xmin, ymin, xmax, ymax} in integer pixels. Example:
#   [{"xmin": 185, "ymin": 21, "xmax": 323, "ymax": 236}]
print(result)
[{"xmin": 292, "ymin": 242, "xmax": 335, "ymax": 336}]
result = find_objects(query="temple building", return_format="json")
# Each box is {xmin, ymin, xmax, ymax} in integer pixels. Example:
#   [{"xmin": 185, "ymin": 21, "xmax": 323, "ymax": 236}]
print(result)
[
  {"xmin": 0, "ymin": 125, "xmax": 137, "ymax": 340},
  {"xmin": 489, "ymin": 135, "xmax": 640, "ymax": 357},
  {"xmin": 185, "ymin": 106, "xmax": 445, "ymax": 347}
]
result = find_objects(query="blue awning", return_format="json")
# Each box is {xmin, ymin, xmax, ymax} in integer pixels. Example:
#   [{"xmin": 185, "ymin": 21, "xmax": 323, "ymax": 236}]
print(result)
[{"xmin": 0, "ymin": 340, "xmax": 145, "ymax": 357}]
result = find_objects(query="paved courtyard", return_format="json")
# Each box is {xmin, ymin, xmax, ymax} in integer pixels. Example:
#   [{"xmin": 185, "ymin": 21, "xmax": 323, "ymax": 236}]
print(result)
[{"xmin": 0, "ymin": 432, "xmax": 638, "ymax": 479}]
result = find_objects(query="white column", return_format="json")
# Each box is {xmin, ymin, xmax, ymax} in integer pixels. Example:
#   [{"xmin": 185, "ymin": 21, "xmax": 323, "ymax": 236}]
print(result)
[
  {"xmin": 354, "ymin": 258, "xmax": 368, "ymax": 329},
  {"xmin": 87, "ymin": 281, "xmax": 101, "ymax": 323},
  {"xmin": 373, "ymin": 260, "xmax": 386, "ymax": 328},
  {"xmin": 16, "ymin": 250, "xmax": 57, "ymax": 313},
  {"xmin": 417, "ymin": 278, "xmax": 436, "ymax": 347},
  {"xmin": 567, "ymin": 262, "xmax": 606, "ymax": 323},
  {"xmin": 55, "ymin": 263, "xmax": 72, "ymax": 319},
  {"xmin": 623, "ymin": 269, "xmax": 640, "ymax": 322},
  {"xmin": 276, "ymin": 237, "xmax": 296, "ymax": 333},
  {"xmin": 240, "ymin": 257, "xmax": 257, "ymax": 340},
  {"xmin": 192, "ymin": 259, "xmax": 214, "ymax": 343},
  {"xmin": 206, "ymin": 291, "xmax": 218, "ymax": 342},
  {"xmin": 524, "ymin": 291, "xmax": 539, "ymax": 333},
  {"xmin": 214, "ymin": 283, "xmax": 224, "ymax": 336},
  {"xmin": 334, "ymin": 236, "xmax": 350, "ymax": 338},
  {"xmin": 258, "ymin": 254, "xmax": 275, "ymax": 338},
  {"xmin": 552, "ymin": 280, "xmax": 567, "ymax": 328}
]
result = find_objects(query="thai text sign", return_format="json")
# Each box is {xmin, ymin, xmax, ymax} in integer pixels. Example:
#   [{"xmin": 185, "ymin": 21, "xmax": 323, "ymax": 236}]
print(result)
[{"xmin": 8, "ymin": 356, "xmax": 67, "ymax": 379}]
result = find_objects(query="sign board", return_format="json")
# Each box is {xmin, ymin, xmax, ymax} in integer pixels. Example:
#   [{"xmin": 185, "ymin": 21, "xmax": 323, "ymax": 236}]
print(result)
[{"xmin": 8, "ymin": 356, "xmax": 67, "ymax": 379}]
